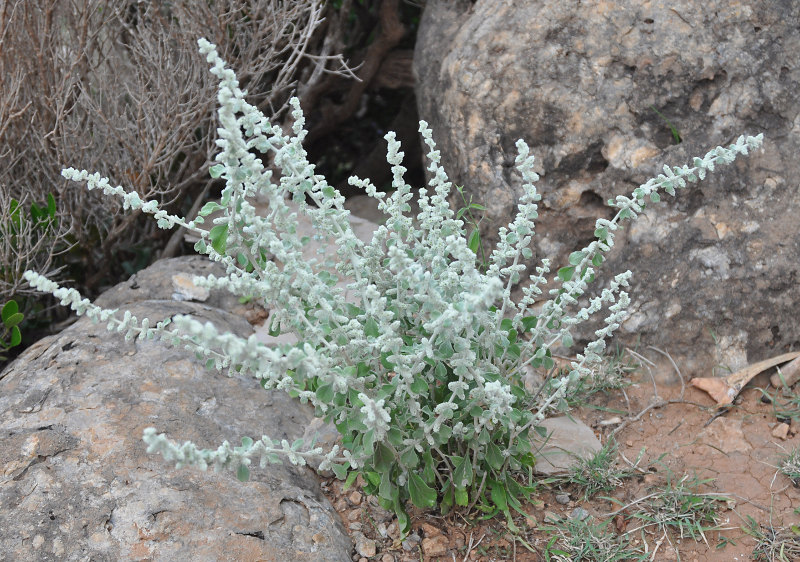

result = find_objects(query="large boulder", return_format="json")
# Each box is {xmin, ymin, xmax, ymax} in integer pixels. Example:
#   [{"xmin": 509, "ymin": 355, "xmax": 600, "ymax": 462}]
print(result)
[
  {"xmin": 415, "ymin": 0, "xmax": 800, "ymax": 378},
  {"xmin": 0, "ymin": 256, "xmax": 352, "ymax": 561}
]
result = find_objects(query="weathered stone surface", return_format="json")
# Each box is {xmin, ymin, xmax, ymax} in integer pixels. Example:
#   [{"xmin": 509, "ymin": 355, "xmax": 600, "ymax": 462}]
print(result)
[
  {"xmin": 415, "ymin": 1, "xmax": 800, "ymax": 378},
  {"xmin": 532, "ymin": 416, "xmax": 603, "ymax": 475},
  {"xmin": 93, "ymin": 254, "xmax": 257, "ymax": 315},
  {"xmin": 0, "ymin": 256, "xmax": 351, "ymax": 561}
]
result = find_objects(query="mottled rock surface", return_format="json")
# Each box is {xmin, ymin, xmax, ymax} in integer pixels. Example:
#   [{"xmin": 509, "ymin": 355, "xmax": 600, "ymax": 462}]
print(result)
[
  {"xmin": 0, "ymin": 256, "xmax": 351, "ymax": 561},
  {"xmin": 415, "ymin": 0, "xmax": 800, "ymax": 378},
  {"xmin": 531, "ymin": 416, "xmax": 603, "ymax": 475}
]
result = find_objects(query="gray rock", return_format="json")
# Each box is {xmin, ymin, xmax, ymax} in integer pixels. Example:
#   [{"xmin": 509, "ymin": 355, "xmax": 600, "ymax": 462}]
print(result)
[
  {"xmin": 401, "ymin": 531, "xmax": 421, "ymax": 551},
  {"xmin": 93, "ymin": 255, "xmax": 241, "ymax": 311},
  {"xmin": 352, "ymin": 531, "xmax": 377, "ymax": 558},
  {"xmin": 0, "ymin": 256, "xmax": 351, "ymax": 561},
  {"xmin": 555, "ymin": 493, "xmax": 571, "ymax": 505},
  {"xmin": 543, "ymin": 510, "xmax": 562, "ymax": 523},
  {"xmin": 415, "ymin": 0, "xmax": 800, "ymax": 378},
  {"xmin": 532, "ymin": 416, "xmax": 603, "ymax": 475},
  {"xmin": 569, "ymin": 507, "xmax": 590, "ymax": 521}
]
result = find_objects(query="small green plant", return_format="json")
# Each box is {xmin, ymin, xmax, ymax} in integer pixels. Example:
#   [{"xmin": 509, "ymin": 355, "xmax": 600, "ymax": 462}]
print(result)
[
  {"xmin": 542, "ymin": 516, "xmax": 647, "ymax": 562},
  {"xmin": 0, "ymin": 300, "xmax": 24, "ymax": 361},
  {"xmin": 564, "ymin": 346, "xmax": 637, "ymax": 408},
  {"xmin": 24, "ymin": 38, "xmax": 763, "ymax": 535},
  {"xmin": 650, "ymin": 105, "xmax": 683, "ymax": 144},
  {"xmin": 1, "ymin": 192, "xmax": 64, "ymax": 365},
  {"xmin": 3, "ymin": 193, "xmax": 59, "ymax": 260},
  {"xmin": 779, "ymin": 445, "xmax": 800, "ymax": 486},
  {"xmin": 455, "ymin": 183, "xmax": 488, "ymax": 270},
  {"xmin": 758, "ymin": 378, "xmax": 800, "ymax": 425},
  {"xmin": 716, "ymin": 534, "xmax": 737, "ymax": 550},
  {"xmin": 743, "ymin": 515, "xmax": 800, "ymax": 562},
  {"xmin": 1, "ymin": 193, "xmax": 60, "ymax": 291},
  {"xmin": 564, "ymin": 439, "xmax": 639, "ymax": 500},
  {"xmin": 622, "ymin": 473, "xmax": 729, "ymax": 548}
]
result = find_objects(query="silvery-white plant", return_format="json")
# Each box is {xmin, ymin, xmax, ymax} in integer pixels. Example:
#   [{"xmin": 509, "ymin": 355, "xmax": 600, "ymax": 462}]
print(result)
[{"xmin": 24, "ymin": 38, "xmax": 763, "ymax": 532}]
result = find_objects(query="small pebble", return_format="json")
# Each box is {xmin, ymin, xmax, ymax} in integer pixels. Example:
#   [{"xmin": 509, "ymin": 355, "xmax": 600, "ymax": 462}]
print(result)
[
  {"xmin": 772, "ymin": 422, "xmax": 790, "ymax": 440},
  {"xmin": 569, "ymin": 507, "xmax": 590, "ymax": 521},
  {"xmin": 555, "ymin": 493, "xmax": 570, "ymax": 505},
  {"xmin": 353, "ymin": 532, "xmax": 377, "ymax": 558},
  {"xmin": 349, "ymin": 522, "xmax": 362, "ymax": 531},
  {"xmin": 348, "ymin": 491, "xmax": 363, "ymax": 505},
  {"xmin": 421, "ymin": 536, "xmax": 449, "ymax": 558},
  {"xmin": 543, "ymin": 510, "xmax": 561, "ymax": 523},
  {"xmin": 347, "ymin": 508, "xmax": 363, "ymax": 522},
  {"xmin": 381, "ymin": 555, "xmax": 394, "ymax": 562},
  {"xmin": 402, "ymin": 532, "xmax": 421, "ymax": 551}
]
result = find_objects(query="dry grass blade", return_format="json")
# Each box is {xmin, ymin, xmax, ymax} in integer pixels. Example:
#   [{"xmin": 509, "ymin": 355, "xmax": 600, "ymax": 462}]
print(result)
[{"xmin": 744, "ymin": 516, "xmax": 800, "ymax": 562}]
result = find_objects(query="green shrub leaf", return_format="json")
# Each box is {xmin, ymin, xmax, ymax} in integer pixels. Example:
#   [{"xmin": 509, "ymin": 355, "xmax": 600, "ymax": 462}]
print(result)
[
  {"xmin": 557, "ymin": 266, "xmax": 575, "ymax": 282},
  {"xmin": 440, "ymin": 483, "xmax": 454, "ymax": 514},
  {"xmin": 199, "ymin": 201, "xmax": 225, "ymax": 216},
  {"xmin": 343, "ymin": 471, "xmax": 359, "ymax": 491},
  {"xmin": 331, "ymin": 463, "xmax": 348, "ymax": 480},
  {"xmin": 455, "ymin": 486, "xmax": 469, "ymax": 507},
  {"xmin": 568, "ymin": 250, "xmax": 587, "ymax": 265},
  {"xmin": 467, "ymin": 229, "xmax": 481, "ymax": 254},
  {"xmin": 2, "ymin": 300, "xmax": 19, "ymax": 323},
  {"xmin": 364, "ymin": 317, "xmax": 379, "ymax": 338},
  {"xmin": 315, "ymin": 383, "xmax": 334, "ymax": 403},
  {"xmin": 410, "ymin": 377, "xmax": 428, "ymax": 394},
  {"xmin": 490, "ymin": 479, "xmax": 508, "ymax": 511},
  {"xmin": 453, "ymin": 454, "xmax": 473, "ymax": 489},
  {"xmin": 9, "ymin": 326, "xmax": 21, "ymax": 347},
  {"xmin": 209, "ymin": 224, "xmax": 228, "ymax": 254},
  {"xmin": 486, "ymin": 443, "xmax": 504, "ymax": 470},
  {"xmin": 408, "ymin": 472, "xmax": 437, "ymax": 508},
  {"xmin": 400, "ymin": 448, "xmax": 419, "ymax": 469}
]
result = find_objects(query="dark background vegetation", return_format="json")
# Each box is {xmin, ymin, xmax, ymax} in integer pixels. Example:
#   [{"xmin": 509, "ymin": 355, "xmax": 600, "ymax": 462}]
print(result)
[{"xmin": 0, "ymin": 0, "xmax": 426, "ymax": 367}]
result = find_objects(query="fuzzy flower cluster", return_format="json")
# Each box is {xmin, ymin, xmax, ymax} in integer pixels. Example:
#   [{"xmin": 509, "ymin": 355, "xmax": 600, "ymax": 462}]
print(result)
[{"xmin": 25, "ymin": 38, "xmax": 764, "ymax": 527}]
